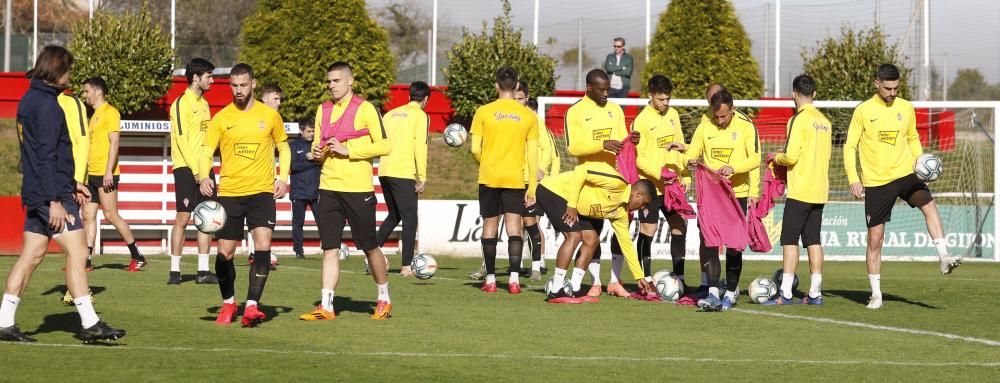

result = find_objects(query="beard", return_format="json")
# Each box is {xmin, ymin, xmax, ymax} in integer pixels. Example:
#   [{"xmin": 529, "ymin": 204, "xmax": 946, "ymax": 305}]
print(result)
[{"xmin": 234, "ymin": 94, "xmax": 249, "ymax": 109}]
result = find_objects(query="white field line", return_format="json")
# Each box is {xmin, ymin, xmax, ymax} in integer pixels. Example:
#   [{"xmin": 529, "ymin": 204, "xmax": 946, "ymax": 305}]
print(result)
[
  {"xmin": 733, "ymin": 308, "xmax": 1000, "ymax": 347},
  {"xmin": 6, "ymin": 342, "xmax": 1000, "ymax": 367}
]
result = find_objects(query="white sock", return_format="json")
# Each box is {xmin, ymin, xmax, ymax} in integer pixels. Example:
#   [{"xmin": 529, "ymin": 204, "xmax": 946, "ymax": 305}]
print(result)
[
  {"xmin": 780, "ymin": 272, "xmax": 795, "ymax": 299},
  {"xmin": 74, "ymin": 295, "xmax": 99, "ymax": 328},
  {"xmin": 932, "ymin": 238, "xmax": 949, "ymax": 257},
  {"xmin": 809, "ymin": 273, "xmax": 822, "ymax": 298},
  {"xmin": 485, "ymin": 274, "xmax": 496, "ymax": 285},
  {"xmin": 571, "ymin": 268, "xmax": 587, "ymax": 292},
  {"xmin": 0, "ymin": 293, "xmax": 20, "ymax": 327},
  {"xmin": 553, "ymin": 268, "xmax": 567, "ymax": 288},
  {"xmin": 610, "ymin": 253, "xmax": 624, "ymax": 284},
  {"xmin": 531, "ymin": 261, "xmax": 542, "ymax": 272},
  {"xmin": 509, "ymin": 271, "xmax": 520, "ymax": 284},
  {"xmin": 377, "ymin": 283, "xmax": 390, "ymax": 303},
  {"xmin": 868, "ymin": 274, "xmax": 882, "ymax": 299},
  {"xmin": 708, "ymin": 287, "xmax": 720, "ymax": 299},
  {"xmin": 588, "ymin": 260, "xmax": 601, "ymax": 285},
  {"xmin": 321, "ymin": 289, "xmax": 335, "ymax": 312},
  {"xmin": 246, "ymin": 300, "xmax": 258, "ymax": 307},
  {"xmin": 724, "ymin": 290, "xmax": 738, "ymax": 301},
  {"xmin": 170, "ymin": 255, "xmax": 182, "ymax": 272},
  {"xmin": 270, "ymin": 254, "xmax": 278, "ymax": 262},
  {"xmin": 197, "ymin": 253, "xmax": 210, "ymax": 271},
  {"xmin": 223, "ymin": 297, "xmax": 235, "ymax": 304},
  {"xmin": 700, "ymin": 272, "xmax": 708, "ymax": 287}
]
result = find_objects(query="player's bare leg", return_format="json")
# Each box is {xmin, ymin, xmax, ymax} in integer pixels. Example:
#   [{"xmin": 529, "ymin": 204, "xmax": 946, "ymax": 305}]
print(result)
[{"xmin": 918, "ymin": 200, "xmax": 962, "ymax": 274}]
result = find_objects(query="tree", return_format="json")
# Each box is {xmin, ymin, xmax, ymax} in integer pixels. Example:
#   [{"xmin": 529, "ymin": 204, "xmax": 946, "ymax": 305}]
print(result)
[
  {"xmin": 239, "ymin": 0, "xmax": 395, "ymax": 121},
  {"xmin": 948, "ymin": 68, "xmax": 1000, "ymax": 101},
  {"xmin": 644, "ymin": 0, "xmax": 763, "ymax": 135},
  {"xmin": 443, "ymin": 0, "xmax": 557, "ymax": 120},
  {"xmin": 374, "ymin": 0, "xmax": 432, "ymax": 70},
  {"xmin": 68, "ymin": 5, "xmax": 173, "ymax": 116},
  {"xmin": 801, "ymin": 26, "xmax": 911, "ymax": 140}
]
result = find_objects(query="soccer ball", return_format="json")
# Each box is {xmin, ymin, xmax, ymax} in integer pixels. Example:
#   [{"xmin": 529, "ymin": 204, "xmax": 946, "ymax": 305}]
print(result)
[
  {"xmin": 655, "ymin": 275, "xmax": 684, "ymax": 302},
  {"xmin": 443, "ymin": 123, "xmax": 468, "ymax": 147},
  {"xmin": 914, "ymin": 153, "xmax": 943, "ymax": 182},
  {"xmin": 773, "ymin": 268, "xmax": 799, "ymax": 292},
  {"xmin": 363, "ymin": 254, "xmax": 390, "ymax": 275},
  {"xmin": 651, "ymin": 269, "xmax": 673, "ymax": 284},
  {"xmin": 193, "ymin": 200, "xmax": 226, "ymax": 234},
  {"xmin": 62, "ymin": 290, "xmax": 94, "ymax": 305},
  {"xmin": 339, "ymin": 243, "xmax": 350, "ymax": 261},
  {"xmin": 544, "ymin": 276, "xmax": 572, "ymax": 297},
  {"xmin": 748, "ymin": 277, "xmax": 778, "ymax": 304},
  {"xmin": 411, "ymin": 253, "xmax": 438, "ymax": 280}
]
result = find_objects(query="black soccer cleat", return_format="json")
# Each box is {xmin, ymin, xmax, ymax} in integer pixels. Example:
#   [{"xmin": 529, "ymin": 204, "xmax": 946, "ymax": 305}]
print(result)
[
  {"xmin": 77, "ymin": 321, "xmax": 126, "ymax": 344},
  {"xmin": 167, "ymin": 271, "xmax": 182, "ymax": 285},
  {"xmin": 195, "ymin": 271, "xmax": 219, "ymax": 284},
  {"xmin": 0, "ymin": 325, "xmax": 36, "ymax": 343}
]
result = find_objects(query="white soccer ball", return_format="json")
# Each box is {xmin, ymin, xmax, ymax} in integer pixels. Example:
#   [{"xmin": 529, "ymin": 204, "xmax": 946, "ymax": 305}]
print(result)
[
  {"xmin": 655, "ymin": 275, "xmax": 684, "ymax": 302},
  {"xmin": 411, "ymin": 253, "xmax": 438, "ymax": 280},
  {"xmin": 443, "ymin": 123, "xmax": 468, "ymax": 147},
  {"xmin": 363, "ymin": 254, "xmax": 390, "ymax": 275},
  {"xmin": 544, "ymin": 276, "xmax": 572, "ymax": 297},
  {"xmin": 193, "ymin": 200, "xmax": 226, "ymax": 234},
  {"xmin": 339, "ymin": 243, "xmax": 350, "ymax": 261},
  {"xmin": 651, "ymin": 269, "xmax": 673, "ymax": 284},
  {"xmin": 748, "ymin": 276, "xmax": 778, "ymax": 304},
  {"xmin": 914, "ymin": 153, "xmax": 943, "ymax": 182}
]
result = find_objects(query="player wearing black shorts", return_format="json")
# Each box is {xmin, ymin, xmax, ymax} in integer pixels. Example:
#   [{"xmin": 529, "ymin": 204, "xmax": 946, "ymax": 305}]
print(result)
[{"xmin": 844, "ymin": 64, "xmax": 961, "ymax": 310}]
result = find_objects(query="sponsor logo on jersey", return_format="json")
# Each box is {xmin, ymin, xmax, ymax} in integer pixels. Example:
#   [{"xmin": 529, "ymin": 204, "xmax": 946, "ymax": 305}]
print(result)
[
  {"xmin": 493, "ymin": 112, "xmax": 522, "ymax": 122},
  {"xmin": 592, "ymin": 128, "xmax": 612, "ymax": 141},
  {"xmin": 656, "ymin": 135, "xmax": 674, "ymax": 148},
  {"xmin": 235, "ymin": 143, "xmax": 260, "ymax": 160},
  {"xmin": 588, "ymin": 204, "xmax": 602, "ymax": 218},
  {"xmin": 878, "ymin": 130, "xmax": 898, "ymax": 145},
  {"xmin": 710, "ymin": 148, "xmax": 734, "ymax": 163}
]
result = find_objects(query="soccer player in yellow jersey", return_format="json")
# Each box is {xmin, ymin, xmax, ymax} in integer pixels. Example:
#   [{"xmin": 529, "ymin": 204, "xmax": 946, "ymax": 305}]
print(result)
[
  {"xmin": 198, "ymin": 63, "xmax": 291, "ymax": 327},
  {"xmin": 260, "ymin": 83, "xmax": 283, "ymax": 112},
  {"xmin": 80, "ymin": 77, "xmax": 145, "ymax": 272},
  {"xmin": 844, "ymin": 64, "xmax": 961, "ymax": 310},
  {"xmin": 685, "ymin": 89, "xmax": 761, "ymax": 311},
  {"xmin": 469, "ymin": 66, "xmax": 539, "ymax": 295},
  {"xmin": 564, "ymin": 69, "xmax": 638, "ymax": 297},
  {"xmin": 300, "ymin": 62, "xmax": 393, "ymax": 321},
  {"xmin": 762, "ymin": 75, "xmax": 831, "ymax": 306},
  {"xmin": 375, "ymin": 81, "xmax": 430, "ymax": 277},
  {"xmin": 536, "ymin": 167, "xmax": 656, "ymax": 303},
  {"xmin": 167, "ymin": 58, "xmax": 219, "ymax": 286},
  {"xmin": 514, "ymin": 81, "xmax": 558, "ymax": 281}
]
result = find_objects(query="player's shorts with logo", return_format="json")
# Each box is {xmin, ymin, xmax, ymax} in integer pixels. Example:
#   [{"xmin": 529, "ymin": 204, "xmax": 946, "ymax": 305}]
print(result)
[
  {"xmin": 315, "ymin": 190, "xmax": 379, "ymax": 251},
  {"xmin": 863, "ymin": 173, "xmax": 932, "ymax": 228},
  {"xmin": 536, "ymin": 185, "xmax": 602, "ymax": 233},
  {"xmin": 173, "ymin": 167, "xmax": 216, "ymax": 213},
  {"xmin": 215, "ymin": 192, "xmax": 276, "ymax": 240},
  {"xmin": 23, "ymin": 200, "xmax": 84, "ymax": 237},
  {"xmin": 86, "ymin": 175, "xmax": 120, "ymax": 202},
  {"xmin": 780, "ymin": 198, "xmax": 824, "ymax": 246},
  {"xmin": 479, "ymin": 184, "xmax": 527, "ymax": 217}
]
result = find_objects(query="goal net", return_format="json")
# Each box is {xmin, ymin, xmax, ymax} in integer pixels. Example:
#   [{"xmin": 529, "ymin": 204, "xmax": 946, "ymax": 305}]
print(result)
[{"xmin": 538, "ymin": 96, "xmax": 1000, "ymax": 262}]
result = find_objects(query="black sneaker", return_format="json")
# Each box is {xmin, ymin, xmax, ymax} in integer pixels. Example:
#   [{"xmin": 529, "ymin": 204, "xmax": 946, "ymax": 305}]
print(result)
[
  {"xmin": 77, "ymin": 321, "xmax": 126, "ymax": 343},
  {"xmin": 0, "ymin": 325, "xmax": 36, "ymax": 342},
  {"xmin": 167, "ymin": 271, "xmax": 181, "ymax": 285},
  {"xmin": 540, "ymin": 266, "xmax": 548, "ymax": 275},
  {"xmin": 295, "ymin": 253, "xmax": 305, "ymax": 259},
  {"xmin": 195, "ymin": 271, "xmax": 219, "ymax": 284}
]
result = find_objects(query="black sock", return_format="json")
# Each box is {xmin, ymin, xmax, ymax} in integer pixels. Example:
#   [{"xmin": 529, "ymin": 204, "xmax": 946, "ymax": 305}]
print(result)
[
  {"xmin": 215, "ymin": 254, "xmax": 235, "ymax": 301},
  {"xmin": 482, "ymin": 238, "xmax": 498, "ymax": 275},
  {"xmin": 525, "ymin": 225, "xmax": 542, "ymax": 262},
  {"xmin": 507, "ymin": 236, "xmax": 523, "ymax": 274},
  {"xmin": 126, "ymin": 242, "xmax": 143, "ymax": 261},
  {"xmin": 671, "ymin": 234, "xmax": 685, "ymax": 277},
  {"xmin": 636, "ymin": 233, "xmax": 652, "ymax": 278},
  {"xmin": 701, "ymin": 240, "xmax": 721, "ymax": 289},
  {"xmin": 87, "ymin": 246, "xmax": 93, "ymax": 256},
  {"xmin": 247, "ymin": 250, "xmax": 271, "ymax": 302},
  {"xmin": 725, "ymin": 250, "xmax": 743, "ymax": 293}
]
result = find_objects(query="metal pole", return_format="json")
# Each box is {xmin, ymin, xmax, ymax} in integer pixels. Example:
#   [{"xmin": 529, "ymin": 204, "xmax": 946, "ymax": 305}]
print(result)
[
  {"xmin": 533, "ymin": 0, "xmax": 539, "ymax": 46},
  {"xmin": 875, "ymin": 0, "xmax": 880, "ymax": 26},
  {"xmin": 427, "ymin": 29, "xmax": 433, "ymax": 83},
  {"xmin": 994, "ymin": 104, "xmax": 999, "ymax": 262},
  {"xmin": 171, "ymin": 0, "xmax": 176, "ymax": 50},
  {"xmin": 921, "ymin": 0, "xmax": 930, "ymax": 100},
  {"xmin": 32, "ymin": 0, "xmax": 37, "ymax": 63},
  {"xmin": 4, "ymin": 0, "xmax": 11, "ymax": 71},
  {"xmin": 764, "ymin": 2, "xmax": 769, "ymax": 97},
  {"xmin": 577, "ymin": 17, "xmax": 583, "ymax": 90},
  {"xmin": 431, "ymin": 0, "xmax": 438, "ymax": 86},
  {"xmin": 943, "ymin": 53, "xmax": 948, "ymax": 101},
  {"xmin": 645, "ymin": 0, "xmax": 650, "ymax": 63},
  {"xmin": 89, "ymin": 0, "xmax": 93, "ymax": 19},
  {"xmin": 774, "ymin": 0, "xmax": 780, "ymax": 98}
]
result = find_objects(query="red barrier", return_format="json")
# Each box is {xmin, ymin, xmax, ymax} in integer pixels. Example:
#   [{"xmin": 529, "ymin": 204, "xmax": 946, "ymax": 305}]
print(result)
[{"xmin": 0, "ymin": 196, "xmax": 62, "ymax": 255}]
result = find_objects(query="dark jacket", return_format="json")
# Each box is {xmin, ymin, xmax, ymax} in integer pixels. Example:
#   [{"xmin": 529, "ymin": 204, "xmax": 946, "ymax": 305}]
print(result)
[
  {"xmin": 18, "ymin": 79, "xmax": 75, "ymax": 209},
  {"xmin": 604, "ymin": 52, "xmax": 634, "ymax": 91},
  {"xmin": 289, "ymin": 137, "xmax": 321, "ymax": 200}
]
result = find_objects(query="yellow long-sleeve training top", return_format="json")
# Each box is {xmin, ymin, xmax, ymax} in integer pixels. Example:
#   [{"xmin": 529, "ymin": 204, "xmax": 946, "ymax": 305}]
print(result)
[
  {"xmin": 469, "ymin": 98, "xmax": 538, "ymax": 197},
  {"xmin": 379, "ymin": 101, "xmax": 428, "ymax": 182},
  {"xmin": 541, "ymin": 167, "xmax": 643, "ymax": 281},
  {"xmin": 633, "ymin": 104, "xmax": 687, "ymax": 191},
  {"xmin": 170, "ymin": 88, "xmax": 212, "ymax": 177},
  {"xmin": 524, "ymin": 115, "xmax": 560, "ymax": 182},
  {"xmin": 686, "ymin": 111, "xmax": 761, "ymax": 198},
  {"xmin": 58, "ymin": 93, "xmax": 89, "ymax": 183},
  {"xmin": 843, "ymin": 95, "xmax": 922, "ymax": 187},
  {"xmin": 564, "ymin": 96, "xmax": 627, "ymax": 172},
  {"xmin": 775, "ymin": 103, "xmax": 832, "ymax": 204},
  {"xmin": 87, "ymin": 102, "xmax": 121, "ymax": 176},
  {"xmin": 312, "ymin": 96, "xmax": 391, "ymax": 193},
  {"xmin": 201, "ymin": 100, "xmax": 290, "ymax": 197}
]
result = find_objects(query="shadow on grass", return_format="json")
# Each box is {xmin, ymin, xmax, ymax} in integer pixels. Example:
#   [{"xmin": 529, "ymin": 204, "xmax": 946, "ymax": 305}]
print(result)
[
  {"xmin": 825, "ymin": 289, "xmax": 941, "ymax": 309},
  {"xmin": 200, "ymin": 305, "xmax": 294, "ymax": 324},
  {"xmin": 40, "ymin": 285, "xmax": 107, "ymax": 298},
  {"xmin": 302, "ymin": 296, "xmax": 378, "ymax": 316}
]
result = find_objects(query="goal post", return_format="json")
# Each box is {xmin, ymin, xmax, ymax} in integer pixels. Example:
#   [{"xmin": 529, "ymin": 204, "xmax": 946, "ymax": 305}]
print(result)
[{"xmin": 538, "ymin": 96, "xmax": 1000, "ymax": 262}]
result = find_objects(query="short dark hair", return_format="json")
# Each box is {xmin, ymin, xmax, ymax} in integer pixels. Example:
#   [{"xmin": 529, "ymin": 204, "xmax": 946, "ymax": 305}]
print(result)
[
  {"xmin": 516, "ymin": 80, "xmax": 529, "ymax": 95},
  {"xmin": 409, "ymin": 81, "xmax": 430, "ymax": 102},
  {"xmin": 526, "ymin": 98, "xmax": 538, "ymax": 111},
  {"xmin": 230, "ymin": 63, "xmax": 254, "ymax": 79},
  {"xmin": 261, "ymin": 83, "xmax": 283, "ymax": 96},
  {"xmin": 327, "ymin": 61, "xmax": 353, "ymax": 77},
  {"xmin": 647, "ymin": 75, "xmax": 673, "ymax": 95},
  {"xmin": 614, "ymin": 37, "xmax": 625, "ymax": 45},
  {"xmin": 586, "ymin": 69, "xmax": 609, "ymax": 85},
  {"xmin": 27, "ymin": 45, "xmax": 73, "ymax": 84},
  {"xmin": 792, "ymin": 74, "xmax": 817, "ymax": 96},
  {"xmin": 875, "ymin": 64, "xmax": 900, "ymax": 81},
  {"xmin": 495, "ymin": 66, "xmax": 519, "ymax": 91},
  {"xmin": 710, "ymin": 89, "xmax": 734, "ymax": 111},
  {"xmin": 185, "ymin": 58, "xmax": 214, "ymax": 83},
  {"xmin": 298, "ymin": 117, "xmax": 315, "ymax": 130},
  {"xmin": 83, "ymin": 77, "xmax": 108, "ymax": 95},
  {"xmin": 705, "ymin": 83, "xmax": 727, "ymax": 99},
  {"xmin": 633, "ymin": 179, "xmax": 655, "ymax": 197}
]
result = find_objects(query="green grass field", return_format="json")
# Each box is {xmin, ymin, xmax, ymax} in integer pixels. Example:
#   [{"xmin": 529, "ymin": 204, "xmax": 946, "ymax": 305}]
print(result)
[{"xmin": 0, "ymin": 254, "xmax": 997, "ymax": 382}]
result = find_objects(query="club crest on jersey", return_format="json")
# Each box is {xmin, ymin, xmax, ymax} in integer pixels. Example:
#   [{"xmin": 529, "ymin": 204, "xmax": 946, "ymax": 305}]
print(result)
[
  {"xmin": 258, "ymin": 120, "xmax": 266, "ymax": 130},
  {"xmin": 589, "ymin": 204, "xmax": 602, "ymax": 217},
  {"xmin": 200, "ymin": 120, "xmax": 208, "ymax": 132},
  {"xmin": 878, "ymin": 130, "xmax": 898, "ymax": 145},
  {"xmin": 607, "ymin": 111, "xmax": 612, "ymax": 118},
  {"xmin": 493, "ymin": 112, "xmax": 522, "ymax": 122},
  {"xmin": 592, "ymin": 128, "xmax": 611, "ymax": 141},
  {"xmin": 235, "ymin": 143, "xmax": 260, "ymax": 160},
  {"xmin": 731, "ymin": 132, "xmax": 738, "ymax": 141},
  {"xmin": 897, "ymin": 113, "xmax": 902, "ymax": 121},
  {"xmin": 710, "ymin": 148, "xmax": 734, "ymax": 163}
]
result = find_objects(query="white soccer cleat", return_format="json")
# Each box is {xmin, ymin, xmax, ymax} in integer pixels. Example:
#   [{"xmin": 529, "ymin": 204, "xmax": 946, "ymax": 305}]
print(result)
[
  {"xmin": 939, "ymin": 256, "xmax": 962, "ymax": 275},
  {"xmin": 866, "ymin": 296, "xmax": 883, "ymax": 310}
]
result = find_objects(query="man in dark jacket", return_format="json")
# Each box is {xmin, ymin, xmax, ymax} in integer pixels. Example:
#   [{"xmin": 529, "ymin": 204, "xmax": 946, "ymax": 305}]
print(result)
[{"xmin": 290, "ymin": 118, "xmax": 321, "ymax": 258}]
